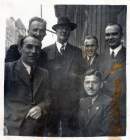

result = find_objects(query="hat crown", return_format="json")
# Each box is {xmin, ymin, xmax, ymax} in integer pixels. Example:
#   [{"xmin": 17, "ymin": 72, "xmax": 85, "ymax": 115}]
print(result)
[
  {"xmin": 57, "ymin": 17, "xmax": 71, "ymax": 24},
  {"xmin": 52, "ymin": 16, "xmax": 77, "ymax": 31}
]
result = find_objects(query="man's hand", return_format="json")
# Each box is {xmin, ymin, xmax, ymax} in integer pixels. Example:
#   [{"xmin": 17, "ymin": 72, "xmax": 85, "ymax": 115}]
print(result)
[{"xmin": 26, "ymin": 105, "xmax": 42, "ymax": 119}]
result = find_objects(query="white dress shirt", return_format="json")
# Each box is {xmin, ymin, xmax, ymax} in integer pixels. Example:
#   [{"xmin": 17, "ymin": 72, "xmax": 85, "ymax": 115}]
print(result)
[
  {"xmin": 110, "ymin": 44, "xmax": 122, "ymax": 57},
  {"xmin": 56, "ymin": 41, "xmax": 67, "ymax": 54},
  {"xmin": 87, "ymin": 55, "xmax": 96, "ymax": 65},
  {"xmin": 22, "ymin": 61, "xmax": 31, "ymax": 75}
]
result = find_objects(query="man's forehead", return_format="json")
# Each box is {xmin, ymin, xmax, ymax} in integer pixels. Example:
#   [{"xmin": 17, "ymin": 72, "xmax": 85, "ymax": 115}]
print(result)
[
  {"xmin": 23, "ymin": 36, "xmax": 41, "ymax": 46},
  {"xmin": 84, "ymin": 75, "xmax": 99, "ymax": 81},
  {"xmin": 105, "ymin": 25, "xmax": 120, "ymax": 33},
  {"xmin": 84, "ymin": 39, "xmax": 97, "ymax": 44},
  {"xmin": 30, "ymin": 20, "xmax": 46, "ymax": 28}
]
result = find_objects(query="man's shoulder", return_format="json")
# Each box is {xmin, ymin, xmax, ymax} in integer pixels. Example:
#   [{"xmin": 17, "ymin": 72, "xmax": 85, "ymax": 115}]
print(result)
[
  {"xmin": 5, "ymin": 61, "xmax": 19, "ymax": 77},
  {"xmin": 38, "ymin": 67, "xmax": 48, "ymax": 74},
  {"xmin": 68, "ymin": 43, "xmax": 82, "ymax": 52},
  {"xmin": 42, "ymin": 43, "xmax": 56, "ymax": 52},
  {"xmin": 99, "ymin": 93, "xmax": 112, "ymax": 105},
  {"xmin": 5, "ymin": 60, "xmax": 18, "ymax": 69},
  {"xmin": 121, "ymin": 46, "xmax": 126, "ymax": 54}
]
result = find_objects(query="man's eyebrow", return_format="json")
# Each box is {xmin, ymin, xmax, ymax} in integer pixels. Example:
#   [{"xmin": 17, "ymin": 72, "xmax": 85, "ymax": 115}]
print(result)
[{"xmin": 105, "ymin": 32, "xmax": 119, "ymax": 35}]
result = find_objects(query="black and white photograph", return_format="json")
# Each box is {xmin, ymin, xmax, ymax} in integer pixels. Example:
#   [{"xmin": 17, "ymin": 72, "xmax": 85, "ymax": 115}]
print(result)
[{"xmin": 0, "ymin": 0, "xmax": 130, "ymax": 139}]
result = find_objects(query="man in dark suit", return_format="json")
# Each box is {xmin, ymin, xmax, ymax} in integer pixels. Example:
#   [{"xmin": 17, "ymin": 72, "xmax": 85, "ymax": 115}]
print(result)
[
  {"xmin": 79, "ymin": 69, "xmax": 113, "ymax": 136},
  {"xmin": 5, "ymin": 17, "xmax": 47, "ymax": 62},
  {"xmin": 83, "ymin": 35, "xmax": 100, "ymax": 69},
  {"xmin": 4, "ymin": 36, "xmax": 50, "ymax": 136},
  {"xmin": 97, "ymin": 24, "xmax": 126, "ymax": 135},
  {"xmin": 42, "ymin": 17, "xmax": 85, "ymax": 136}
]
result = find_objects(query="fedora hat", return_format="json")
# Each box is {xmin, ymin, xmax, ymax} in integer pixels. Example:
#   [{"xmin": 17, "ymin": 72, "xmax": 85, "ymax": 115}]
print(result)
[{"xmin": 52, "ymin": 17, "xmax": 77, "ymax": 31}]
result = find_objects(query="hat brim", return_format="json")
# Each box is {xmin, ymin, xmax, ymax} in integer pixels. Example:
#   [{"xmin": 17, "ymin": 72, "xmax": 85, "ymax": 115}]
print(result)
[{"xmin": 52, "ymin": 23, "xmax": 77, "ymax": 31}]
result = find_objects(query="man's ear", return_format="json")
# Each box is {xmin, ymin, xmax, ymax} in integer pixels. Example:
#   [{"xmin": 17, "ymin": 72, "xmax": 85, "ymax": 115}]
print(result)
[{"xmin": 18, "ymin": 46, "xmax": 22, "ymax": 55}]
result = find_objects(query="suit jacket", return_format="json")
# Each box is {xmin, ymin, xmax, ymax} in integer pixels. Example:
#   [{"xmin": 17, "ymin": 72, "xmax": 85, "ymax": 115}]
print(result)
[
  {"xmin": 5, "ymin": 45, "xmax": 21, "ymax": 62},
  {"xmin": 4, "ymin": 59, "xmax": 50, "ymax": 135},
  {"xmin": 83, "ymin": 53, "xmax": 100, "ymax": 69},
  {"xmin": 40, "ymin": 43, "xmax": 85, "ymax": 136},
  {"xmin": 79, "ymin": 93, "xmax": 113, "ymax": 136},
  {"xmin": 96, "ymin": 46, "xmax": 126, "ymax": 135}
]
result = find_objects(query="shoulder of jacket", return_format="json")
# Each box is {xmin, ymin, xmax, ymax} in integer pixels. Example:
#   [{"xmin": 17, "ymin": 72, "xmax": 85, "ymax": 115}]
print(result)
[
  {"xmin": 38, "ymin": 67, "xmax": 49, "ymax": 77},
  {"xmin": 5, "ymin": 61, "xmax": 17, "ymax": 69},
  {"xmin": 43, "ymin": 43, "xmax": 55, "ymax": 52},
  {"xmin": 101, "ymin": 94, "xmax": 112, "ymax": 105}
]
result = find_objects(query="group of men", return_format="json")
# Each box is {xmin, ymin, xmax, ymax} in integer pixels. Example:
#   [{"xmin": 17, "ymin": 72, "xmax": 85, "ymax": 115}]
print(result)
[{"xmin": 4, "ymin": 16, "xmax": 126, "ymax": 137}]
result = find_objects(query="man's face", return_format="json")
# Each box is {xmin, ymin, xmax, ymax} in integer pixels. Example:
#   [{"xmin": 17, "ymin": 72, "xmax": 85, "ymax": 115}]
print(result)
[
  {"xmin": 20, "ymin": 36, "xmax": 42, "ymax": 66},
  {"xmin": 84, "ymin": 39, "xmax": 97, "ymax": 57},
  {"xmin": 28, "ymin": 21, "xmax": 46, "ymax": 41},
  {"xmin": 84, "ymin": 75, "xmax": 101, "ymax": 96},
  {"xmin": 56, "ymin": 26, "xmax": 71, "ymax": 44},
  {"xmin": 105, "ymin": 25, "xmax": 122, "ymax": 49}
]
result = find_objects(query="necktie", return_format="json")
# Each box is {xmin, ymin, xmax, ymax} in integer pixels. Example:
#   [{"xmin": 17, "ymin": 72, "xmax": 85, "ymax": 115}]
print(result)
[
  {"xmin": 60, "ymin": 45, "xmax": 65, "ymax": 55},
  {"xmin": 30, "ymin": 66, "xmax": 34, "ymax": 82},
  {"xmin": 30, "ymin": 66, "xmax": 35, "ymax": 93},
  {"xmin": 88, "ymin": 57, "xmax": 92, "ymax": 65},
  {"xmin": 111, "ymin": 51, "xmax": 115, "ymax": 59},
  {"xmin": 87, "ymin": 97, "xmax": 92, "ymax": 114}
]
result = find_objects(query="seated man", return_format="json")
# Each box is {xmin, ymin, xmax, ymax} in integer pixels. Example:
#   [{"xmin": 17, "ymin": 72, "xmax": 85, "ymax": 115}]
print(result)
[
  {"xmin": 79, "ymin": 69, "xmax": 114, "ymax": 136},
  {"xmin": 4, "ymin": 36, "xmax": 50, "ymax": 136}
]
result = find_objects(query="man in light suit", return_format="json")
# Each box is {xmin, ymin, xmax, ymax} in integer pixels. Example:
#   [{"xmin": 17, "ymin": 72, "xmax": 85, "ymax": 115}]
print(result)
[
  {"xmin": 83, "ymin": 35, "xmax": 100, "ymax": 69},
  {"xmin": 4, "ymin": 36, "xmax": 50, "ymax": 136},
  {"xmin": 79, "ymin": 69, "xmax": 113, "ymax": 136},
  {"xmin": 41, "ymin": 17, "xmax": 85, "ymax": 136},
  {"xmin": 97, "ymin": 24, "xmax": 126, "ymax": 135}
]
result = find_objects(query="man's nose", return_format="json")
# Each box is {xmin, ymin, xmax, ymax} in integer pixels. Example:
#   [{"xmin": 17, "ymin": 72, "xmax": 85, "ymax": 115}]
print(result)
[
  {"xmin": 108, "ymin": 34, "xmax": 113, "ymax": 39},
  {"xmin": 62, "ymin": 29, "xmax": 67, "ymax": 33},
  {"xmin": 31, "ymin": 47, "xmax": 36, "ymax": 53},
  {"xmin": 36, "ymin": 30, "xmax": 40, "ymax": 36},
  {"xmin": 89, "ymin": 82, "xmax": 93, "ymax": 88}
]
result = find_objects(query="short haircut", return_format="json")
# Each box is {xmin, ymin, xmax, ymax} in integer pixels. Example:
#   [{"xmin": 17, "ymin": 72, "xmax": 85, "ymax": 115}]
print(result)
[
  {"xmin": 105, "ymin": 23, "xmax": 123, "ymax": 35},
  {"xmin": 84, "ymin": 68, "xmax": 102, "ymax": 81},
  {"xmin": 84, "ymin": 35, "xmax": 98, "ymax": 46},
  {"xmin": 18, "ymin": 35, "xmax": 41, "ymax": 49},
  {"xmin": 28, "ymin": 17, "xmax": 46, "ymax": 29}
]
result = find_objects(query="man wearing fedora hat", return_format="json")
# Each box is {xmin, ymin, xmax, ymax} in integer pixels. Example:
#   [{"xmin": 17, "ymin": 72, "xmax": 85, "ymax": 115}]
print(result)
[{"xmin": 42, "ymin": 17, "xmax": 85, "ymax": 136}]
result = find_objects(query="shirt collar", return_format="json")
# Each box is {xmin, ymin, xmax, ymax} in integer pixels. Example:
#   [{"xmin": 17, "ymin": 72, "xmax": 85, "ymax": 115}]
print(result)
[
  {"xmin": 22, "ymin": 61, "xmax": 31, "ymax": 75},
  {"xmin": 56, "ymin": 41, "xmax": 67, "ymax": 53},
  {"xmin": 92, "ymin": 95, "xmax": 98, "ymax": 104},
  {"xmin": 87, "ymin": 55, "xmax": 96, "ymax": 65},
  {"xmin": 110, "ymin": 44, "xmax": 122, "ymax": 57}
]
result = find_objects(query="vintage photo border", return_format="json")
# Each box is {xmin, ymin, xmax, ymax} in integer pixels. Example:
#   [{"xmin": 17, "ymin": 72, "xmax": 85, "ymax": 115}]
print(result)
[{"xmin": 0, "ymin": 0, "xmax": 130, "ymax": 140}]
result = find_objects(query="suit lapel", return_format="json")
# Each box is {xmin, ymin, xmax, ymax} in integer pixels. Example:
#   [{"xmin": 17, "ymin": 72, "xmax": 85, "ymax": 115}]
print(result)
[
  {"xmin": 47, "ymin": 43, "xmax": 59, "ymax": 60},
  {"xmin": 15, "ymin": 59, "xmax": 30, "ymax": 86},
  {"xmin": 86, "ymin": 95, "xmax": 102, "ymax": 125}
]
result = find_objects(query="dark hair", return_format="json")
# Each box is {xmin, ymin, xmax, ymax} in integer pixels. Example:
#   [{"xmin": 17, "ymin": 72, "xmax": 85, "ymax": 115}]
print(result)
[
  {"xmin": 28, "ymin": 17, "xmax": 46, "ymax": 29},
  {"xmin": 84, "ymin": 35, "xmax": 98, "ymax": 46},
  {"xmin": 18, "ymin": 35, "xmax": 41, "ymax": 49},
  {"xmin": 84, "ymin": 68, "xmax": 102, "ymax": 81},
  {"xmin": 105, "ymin": 23, "xmax": 123, "ymax": 35}
]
